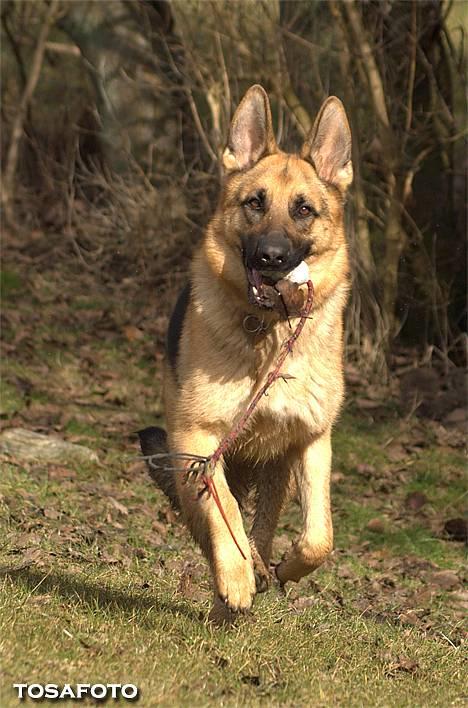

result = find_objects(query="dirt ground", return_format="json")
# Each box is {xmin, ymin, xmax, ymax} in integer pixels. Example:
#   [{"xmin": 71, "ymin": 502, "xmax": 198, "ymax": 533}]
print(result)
[{"xmin": 1, "ymin": 228, "xmax": 466, "ymax": 706}]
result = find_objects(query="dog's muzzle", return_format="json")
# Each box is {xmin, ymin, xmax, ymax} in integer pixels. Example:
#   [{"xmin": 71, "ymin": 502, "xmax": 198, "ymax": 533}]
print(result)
[{"xmin": 243, "ymin": 232, "xmax": 309, "ymax": 309}]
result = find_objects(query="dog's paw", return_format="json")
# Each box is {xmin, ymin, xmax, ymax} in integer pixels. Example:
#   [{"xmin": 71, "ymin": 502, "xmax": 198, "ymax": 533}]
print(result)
[
  {"xmin": 215, "ymin": 560, "xmax": 256, "ymax": 613},
  {"xmin": 250, "ymin": 542, "xmax": 273, "ymax": 592},
  {"xmin": 275, "ymin": 539, "xmax": 332, "ymax": 584},
  {"xmin": 254, "ymin": 565, "xmax": 271, "ymax": 594},
  {"xmin": 208, "ymin": 596, "xmax": 256, "ymax": 626}
]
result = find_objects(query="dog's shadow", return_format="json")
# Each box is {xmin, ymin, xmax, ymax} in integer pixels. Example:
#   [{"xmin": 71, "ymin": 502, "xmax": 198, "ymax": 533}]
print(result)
[{"xmin": 1, "ymin": 563, "xmax": 201, "ymax": 624}]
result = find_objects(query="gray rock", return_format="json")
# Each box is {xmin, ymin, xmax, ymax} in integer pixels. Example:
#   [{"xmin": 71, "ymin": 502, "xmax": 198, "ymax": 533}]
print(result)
[{"xmin": 0, "ymin": 428, "xmax": 99, "ymax": 464}]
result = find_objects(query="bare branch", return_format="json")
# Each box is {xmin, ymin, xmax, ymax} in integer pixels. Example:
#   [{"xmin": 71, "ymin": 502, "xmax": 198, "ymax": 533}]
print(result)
[{"xmin": 1, "ymin": 0, "xmax": 61, "ymax": 229}]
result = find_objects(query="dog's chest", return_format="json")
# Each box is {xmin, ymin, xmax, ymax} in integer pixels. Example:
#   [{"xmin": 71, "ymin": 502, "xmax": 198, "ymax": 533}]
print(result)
[
  {"xmin": 260, "ymin": 365, "xmax": 331, "ymax": 430},
  {"xmin": 249, "ymin": 328, "xmax": 333, "ymax": 426},
  {"xmin": 188, "ymin": 308, "xmax": 343, "ymax": 444},
  {"xmin": 234, "ymin": 370, "xmax": 336, "ymax": 462},
  {"xmin": 234, "ymin": 409, "xmax": 308, "ymax": 461}
]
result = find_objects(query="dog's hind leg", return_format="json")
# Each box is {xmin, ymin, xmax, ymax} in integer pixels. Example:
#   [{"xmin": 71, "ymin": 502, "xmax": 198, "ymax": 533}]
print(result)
[
  {"xmin": 172, "ymin": 429, "xmax": 256, "ymax": 622},
  {"xmin": 250, "ymin": 461, "xmax": 291, "ymax": 592}
]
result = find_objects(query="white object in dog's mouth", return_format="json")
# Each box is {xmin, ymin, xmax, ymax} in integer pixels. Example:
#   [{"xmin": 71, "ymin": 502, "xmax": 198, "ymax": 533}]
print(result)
[
  {"xmin": 257, "ymin": 261, "xmax": 309, "ymax": 286},
  {"xmin": 283, "ymin": 261, "xmax": 309, "ymax": 285}
]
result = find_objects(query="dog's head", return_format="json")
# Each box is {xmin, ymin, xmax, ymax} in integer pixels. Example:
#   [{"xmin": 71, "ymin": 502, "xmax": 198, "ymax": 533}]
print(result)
[{"xmin": 210, "ymin": 85, "xmax": 352, "ymax": 311}]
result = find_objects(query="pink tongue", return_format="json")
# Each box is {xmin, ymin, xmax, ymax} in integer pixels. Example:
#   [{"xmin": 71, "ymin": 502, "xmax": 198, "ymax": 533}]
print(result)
[{"xmin": 248, "ymin": 269, "xmax": 263, "ymax": 289}]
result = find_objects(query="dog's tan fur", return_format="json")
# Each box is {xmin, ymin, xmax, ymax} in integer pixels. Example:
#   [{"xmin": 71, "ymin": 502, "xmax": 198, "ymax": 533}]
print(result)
[{"xmin": 163, "ymin": 85, "xmax": 352, "ymax": 622}]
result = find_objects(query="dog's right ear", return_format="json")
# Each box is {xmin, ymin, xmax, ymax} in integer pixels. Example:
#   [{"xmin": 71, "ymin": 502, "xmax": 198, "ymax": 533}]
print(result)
[{"xmin": 223, "ymin": 85, "xmax": 277, "ymax": 173}]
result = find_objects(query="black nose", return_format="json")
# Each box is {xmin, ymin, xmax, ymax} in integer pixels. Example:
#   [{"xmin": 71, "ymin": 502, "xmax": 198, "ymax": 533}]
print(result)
[{"xmin": 254, "ymin": 233, "xmax": 291, "ymax": 270}]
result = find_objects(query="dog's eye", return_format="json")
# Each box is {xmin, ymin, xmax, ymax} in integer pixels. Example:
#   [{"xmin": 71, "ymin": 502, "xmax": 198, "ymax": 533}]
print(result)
[
  {"xmin": 246, "ymin": 196, "xmax": 263, "ymax": 210},
  {"xmin": 297, "ymin": 204, "xmax": 314, "ymax": 218}
]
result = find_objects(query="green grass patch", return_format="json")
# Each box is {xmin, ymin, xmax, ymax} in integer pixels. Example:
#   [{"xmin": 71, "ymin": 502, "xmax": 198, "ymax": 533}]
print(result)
[
  {"xmin": 0, "ymin": 563, "xmax": 465, "ymax": 707},
  {"xmin": 0, "ymin": 269, "xmax": 22, "ymax": 298},
  {"xmin": 0, "ymin": 381, "xmax": 25, "ymax": 418},
  {"xmin": 0, "ymin": 407, "xmax": 465, "ymax": 706}
]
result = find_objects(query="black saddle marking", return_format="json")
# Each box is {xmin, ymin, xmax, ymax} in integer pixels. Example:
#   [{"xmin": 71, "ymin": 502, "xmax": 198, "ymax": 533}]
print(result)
[{"xmin": 166, "ymin": 282, "xmax": 191, "ymax": 371}]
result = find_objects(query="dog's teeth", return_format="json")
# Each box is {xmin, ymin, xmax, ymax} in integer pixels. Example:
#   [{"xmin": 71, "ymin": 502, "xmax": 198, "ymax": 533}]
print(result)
[{"xmin": 253, "ymin": 286, "xmax": 258, "ymax": 296}]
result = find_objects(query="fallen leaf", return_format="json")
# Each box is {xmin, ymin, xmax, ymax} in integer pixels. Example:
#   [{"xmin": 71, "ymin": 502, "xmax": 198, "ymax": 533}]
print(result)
[
  {"xmin": 443, "ymin": 518, "xmax": 467, "ymax": 543},
  {"xmin": 176, "ymin": 561, "xmax": 202, "ymax": 599},
  {"xmin": 431, "ymin": 422, "xmax": 465, "ymax": 448},
  {"xmin": 405, "ymin": 491, "xmax": 427, "ymax": 512},
  {"xmin": 449, "ymin": 591, "xmax": 468, "ymax": 611},
  {"xmin": 385, "ymin": 654, "xmax": 419, "ymax": 676},
  {"xmin": 100, "ymin": 554, "xmax": 120, "ymax": 565},
  {"xmin": 367, "ymin": 518, "xmax": 385, "ymax": 533},
  {"xmin": 103, "ymin": 384, "xmax": 127, "ymax": 405},
  {"xmin": 290, "ymin": 596, "xmax": 317, "ymax": 612},
  {"xmin": 428, "ymin": 570, "xmax": 460, "ymax": 591},
  {"xmin": 398, "ymin": 610, "xmax": 421, "ymax": 626},
  {"xmin": 107, "ymin": 497, "xmax": 129, "ymax": 516},
  {"xmin": 337, "ymin": 564, "xmax": 357, "ymax": 580},
  {"xmin": 397, "ymin": 555, "xmax": 437, "ymax": 577},
  {"xmin": 0, "ymin": 428, "xmax": 99, "ymax": 464},
  {"xmin": 42, "ymin": 507, "xmax": 60, "ymax": 520},
  {"xmin": 159, "ymin": 507, "xmax": 177, "ymax": 525},
  {"xmin": 356, "ymin": 463, "xmax": 376, "ymax": 477},
  {"xmin": 151, "ymin": 519, "xmax": 167, "ymax": 537},
  {"xmin": 331, "ymin": 471, "xmax": 345, "ymax": 483},
  {"xmin": 123, "ymin": 325, "xmax": 144, "ymax": 342},
  {"xmin": 21, "ymin": 547, "xmax": 45, "ymax": 564},
  {"xmin": 406, "ymin": 588, "xmax": 437, "ymax": 607},
  {"xmin": 15, "ymin": 532, "xmax": 41, "ymax": 548},
  {"xmin": 375, "ymin": 574, "xmax": 396, "ymax": 588},
  {"xmin": 385, "ymin": 443, "xmax": 408, "ymax": 462},
  {"xmin": 47, "ymin": 466, "xmax": 76, "ymax": 480},
  {"xmin": 355, "ymin": 398, "xmax": 381, "ymax": 411},
  {"xmin": 443, "ymin": 407, "xmax": 466, "ymax": 425}
]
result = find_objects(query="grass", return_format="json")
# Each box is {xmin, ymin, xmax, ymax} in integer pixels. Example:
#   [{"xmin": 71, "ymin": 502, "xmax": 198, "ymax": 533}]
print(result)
[
  {"xmin": 0, "ymin": 572, "xmax": 464, "ymax": 707},
  {"xmin": 0, "ymin": 258, "xmax": 466, "ymax": 706},
  {"xmin": 0, "ymin": 411, "xmax": 465, "ymax": 707},
  {"xmin": 0, "ymin": 269, "xmax": 22, "ymax": 297}
]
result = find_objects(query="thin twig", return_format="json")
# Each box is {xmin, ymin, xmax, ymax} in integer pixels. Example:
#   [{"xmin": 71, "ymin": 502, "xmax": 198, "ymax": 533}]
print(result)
[
  {"xmin": 140, "ymin": 281, "xmax": 314, "ymax": 559},
  {"xmin": 403, "ymin": 1, "xmax": 417, "ymax": 146},
  {"xmin": 1, "ymin": 0, "xmax": 60, "ymax": 229},
  {"xmin": 209, "ymin": 280, "xmax": 314, "ymax": 469}
]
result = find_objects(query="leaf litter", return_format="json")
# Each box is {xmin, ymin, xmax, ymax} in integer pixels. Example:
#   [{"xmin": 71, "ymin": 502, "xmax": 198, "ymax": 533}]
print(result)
[{"xmin": 0, "ymin": 232, "xmax": 466, "ymax": 682}]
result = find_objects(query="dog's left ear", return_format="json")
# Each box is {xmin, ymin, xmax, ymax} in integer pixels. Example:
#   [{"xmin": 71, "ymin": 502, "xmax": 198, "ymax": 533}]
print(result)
[
  {"xmin": 301, "ymin": 97, "xmax": 353, "ymax": 193},
  {"xmin": 223, "ymin": 85, "xmax": 277, "ymax": 173}
]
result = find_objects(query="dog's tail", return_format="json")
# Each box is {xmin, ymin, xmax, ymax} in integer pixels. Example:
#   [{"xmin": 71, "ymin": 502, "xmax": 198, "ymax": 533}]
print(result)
[{"xmin": 137, "ymin": 426, "xmax": 180, "ymax": 511}]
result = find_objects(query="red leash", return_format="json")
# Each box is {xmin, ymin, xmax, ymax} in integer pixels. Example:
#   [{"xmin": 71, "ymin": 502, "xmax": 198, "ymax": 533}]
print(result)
[
  {"xmin": 198, "ymin": 280, "xmax": 314, "ymax": 559},
  {"xmin": 202, "ymin": 475, "xmax": 248, "ymax": 560}
]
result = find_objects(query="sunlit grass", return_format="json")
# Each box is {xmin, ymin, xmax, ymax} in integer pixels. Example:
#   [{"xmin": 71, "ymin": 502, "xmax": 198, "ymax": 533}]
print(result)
[{"xmin": 0, "ymin": 406, "xmax": 465, "ymax": 706}]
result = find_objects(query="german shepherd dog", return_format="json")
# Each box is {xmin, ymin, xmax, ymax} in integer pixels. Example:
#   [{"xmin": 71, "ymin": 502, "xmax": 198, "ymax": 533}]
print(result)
[{"xmin": 139, "ymin": 85, "xmax": 352, "ymax": 623}]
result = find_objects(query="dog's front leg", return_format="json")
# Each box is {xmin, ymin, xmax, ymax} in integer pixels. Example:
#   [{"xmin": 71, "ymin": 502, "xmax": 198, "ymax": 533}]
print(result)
[
  {"xmin": 173, "ymin": 429, "xmax": 256, "ymax": 620},
  {"xmin": 275, "ymin": 430, "xmax": 333, "ymax": 584}
]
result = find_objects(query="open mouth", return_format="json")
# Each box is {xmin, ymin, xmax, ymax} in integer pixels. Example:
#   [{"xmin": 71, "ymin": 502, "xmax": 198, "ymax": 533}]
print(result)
[
  {"xmin": 246, "ymin": 268, "xmax": 285, "ymax": 310},
  {"xmin": 246, "ymin": 261, "xmax": 310, "ymax": 316}
]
